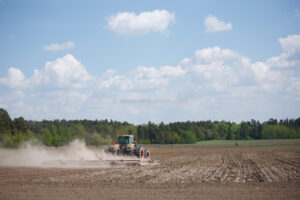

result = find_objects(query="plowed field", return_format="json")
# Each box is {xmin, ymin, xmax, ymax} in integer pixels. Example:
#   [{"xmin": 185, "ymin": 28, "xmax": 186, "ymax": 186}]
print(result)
[{"xmin": 1, "ymin": 145, "xmax": 300, "ymax": 200}]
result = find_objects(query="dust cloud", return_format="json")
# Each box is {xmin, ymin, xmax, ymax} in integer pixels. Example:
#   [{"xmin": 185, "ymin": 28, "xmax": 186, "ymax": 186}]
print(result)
[{"xmin": 0, "ymin": 139, "xmax": 129, "ymax": 168}]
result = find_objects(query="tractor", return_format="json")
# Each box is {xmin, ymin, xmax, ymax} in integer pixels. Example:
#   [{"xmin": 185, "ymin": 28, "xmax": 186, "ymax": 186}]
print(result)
[{"xmin": 108, "ymin": 135, "xmax": 150, "ymax": 159}]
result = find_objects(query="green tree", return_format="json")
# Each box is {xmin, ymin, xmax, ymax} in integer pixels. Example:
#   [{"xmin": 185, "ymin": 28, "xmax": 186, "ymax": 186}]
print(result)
[
  {"xmin": 261, "ymin": 125, "xmax": 299, "ymax": 139},
  {"xmin": 181, "ymin": 130, "xmax": 197, "ymax": 144},
  {"xmin": 42, "ymin": 128, "xmax": 53, "ymax": 146},
  {"xmin": 52, "ymin": 131, "xmax": 61, "ymax": 147},
  {"xmin": 72, "ymin": 124, "xmax": 87, "ymax": 139},
  {"xmin": 211, "ymin": 126, "xmax": 220, "ymax": 140},
  {"xmin": 195, "ymin": 127, "xmax": 206, "ymax": 141},
  {"xmin": 0, "ymin": 108, "xmax": 12, "ymax": 135},
  {"xmin": 239, "ymin": 122, "xmax": 251, "ymax": 139},
  {"xmin": 90, "ymin": 132, "xmax": 103, "ymax": 147},
  {"xmin": 205, "ymin": 129, "xmax": 213, "ymax": 140},
  {"xmin": 14, "ymin": 131, "xmax": 24, "ymax": 146},
  {"xmin": 14, "ymin": 117, "xmax": 27, "ymax": 133},
  {"xmin": 3, "ymin": 130, "xmax": 13, "ymax": 147}
]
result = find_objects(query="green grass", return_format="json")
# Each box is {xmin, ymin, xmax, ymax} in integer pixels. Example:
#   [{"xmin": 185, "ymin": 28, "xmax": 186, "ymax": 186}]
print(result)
[
  {"xmin": 147, "ymin": 142, "xmax": 300, "ymax": 149},
  {"xmin": 194, "ymin": 142, "xmax": 300, "ymax": 148},
  {"xmin": 196, "ymin": 138, "xmax": 300, "ymax": 145},
  {"xmin": 145, "ymin": 139, "xmax": 300, "ymax": 149}
]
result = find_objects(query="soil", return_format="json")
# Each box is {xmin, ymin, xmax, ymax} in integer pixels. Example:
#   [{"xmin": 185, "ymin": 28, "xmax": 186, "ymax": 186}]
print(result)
[{"xmin": 1, "ymin": 145, "xmax": 300, "ymax": 200}]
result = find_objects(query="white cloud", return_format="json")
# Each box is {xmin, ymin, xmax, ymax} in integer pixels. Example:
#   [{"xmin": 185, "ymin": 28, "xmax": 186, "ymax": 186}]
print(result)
[
  {"xmin": 1, "ymin": 35, "xmax": 299, "ymax": 123},
  {"xmin": 0, "ymin": 54, "xmax": 94, "ymax": 91},
  {"xmin": 67, "ymin": 91, "xmax": 88, "ymax": 102},
  {"xmin": 267, "ymin": 34, "xmax": 300, "ymax": 68},
  {"xmin": 30, "ymin": 54, "xmax": 94, "ymax": 88},
  {"xmin": 278, "ymin": 35, "xmax": 300, "ymax": 53},
  {"xmin": 0, "ymin": 54, "xmax": 95, "ymax": 120},
  {"xmin": 107, "ymin": 9, "xmax": 175, "ymax": 37},
  {"xmin": 44, "ymin": 41, "xmax": 75, "ymax": 51},
  {"xmin": 0, "ymin": 67, "xmax": 26, "ymax": 89},
  {"xmin": 98, "ymin": 65, "xmax": 185, "ymax": 91},
  {"xmin": 132, "ymin": 65, "xmax": 185, "ymax": 79},
  {"xmin": 266, "ymin": 53, "xmax": 296, "ymax": 68},
  {"xmin": 194, "ymin": 46, "xmax": 239, "ymax": 63},
  {"xmin": 204, "ymin": 15, "xmax": 232, "ymax": 33}
]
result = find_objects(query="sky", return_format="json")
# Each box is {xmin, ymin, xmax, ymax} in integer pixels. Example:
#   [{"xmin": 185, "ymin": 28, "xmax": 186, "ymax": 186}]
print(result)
[{"xmin": 0, "ymin": 0, "xmax": 300, "ymax": 124}]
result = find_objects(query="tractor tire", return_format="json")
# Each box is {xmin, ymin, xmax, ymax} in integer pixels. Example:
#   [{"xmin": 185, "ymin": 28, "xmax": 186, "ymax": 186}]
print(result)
[
  {"xmin": 133, "ymin": 146, "xmax": 144, "ymax": 158},
  {"xmin": 127, "ymin": 150, "xmax": 134, "ymax": 156},
  {"xmin": 144, "ymin": 149, "xmax": 150, "ymax": 159}
]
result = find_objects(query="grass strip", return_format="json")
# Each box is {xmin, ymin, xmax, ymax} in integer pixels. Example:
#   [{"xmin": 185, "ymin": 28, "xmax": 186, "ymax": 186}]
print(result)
[{"xmin": 148, "ymin": 142, "xmax": 300, "ymax": 149}]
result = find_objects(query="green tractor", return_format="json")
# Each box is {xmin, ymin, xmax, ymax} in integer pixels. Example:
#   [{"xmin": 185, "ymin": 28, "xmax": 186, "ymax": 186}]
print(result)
[{"xmin": 108, "ymin": 135, "xmax": 150, "ymax": 159}]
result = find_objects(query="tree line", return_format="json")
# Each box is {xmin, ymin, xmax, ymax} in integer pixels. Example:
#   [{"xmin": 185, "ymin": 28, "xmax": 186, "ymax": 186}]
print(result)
[{"xmin": 0, "ymin": 108, "xmax": 299, "ymax": 147}]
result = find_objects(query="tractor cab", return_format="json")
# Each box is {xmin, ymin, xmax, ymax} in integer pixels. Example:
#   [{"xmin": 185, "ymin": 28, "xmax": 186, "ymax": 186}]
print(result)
[{"xmin": 118, "ymin": 135, "xmax": 135, "ymax": 145}]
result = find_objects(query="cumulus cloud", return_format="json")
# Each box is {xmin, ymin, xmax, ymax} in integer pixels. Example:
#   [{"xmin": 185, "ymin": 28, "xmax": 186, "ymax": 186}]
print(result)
[
  {"xmin": 0, "ymin": 54, "xmax": 93, "ymax": 91},
  {"xmin": 118, "ymin": 98, "xmax": 184, "ymax": 104},
  {"xmin": 266, "ymin": 53, "xmax": 296, "ymax": 68},
  {"xmin": 194, "ymin": 46, "xmax": 239, "ymax": 64},
  {"xmin": 44, "ymin": 41, "xmax": 75, "ymax": 51},
  {"xmin": 0, "ymin": 67, "xmax": 26, "ymax": 89},
  {"xmin": 204, "ymin": 15, "xmax": 232, "ymax": 33},
  {"xmin": 0, "ymin": 54, "xmax": 95, "ymax": 119},
  {"xmin": 267, "ymin": 34, "xmax": 300, "ymax": 68},
  {"xmin": 30, "ymin": 54, "xmax": 94, "ymax": 88},
  {"xmin": 107, "ymin": 9, "xmax": 175, "ymax": 37},
  {"xmin": 99, "ymin": 65, "xmax": 185, "ymax": 91},
  {"xmin": 278, "ymin": 35, "xmax": 300, "ymax": 53},
  {"xmin": 0, "ymin": 35, "xmax": 299, "ymax": 123}
]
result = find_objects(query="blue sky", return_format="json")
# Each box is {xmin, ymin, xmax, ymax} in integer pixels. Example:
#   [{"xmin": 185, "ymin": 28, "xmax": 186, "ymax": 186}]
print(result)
[{"xmin": 0, "ymin": 0, "xmax": 300, "ymax": 124}]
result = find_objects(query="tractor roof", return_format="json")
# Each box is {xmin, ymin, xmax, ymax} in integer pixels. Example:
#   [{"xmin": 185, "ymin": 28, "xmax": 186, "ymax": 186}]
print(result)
[{"xmin": 118, "ymin": 135, "xmax": 134, "ymax": 137}]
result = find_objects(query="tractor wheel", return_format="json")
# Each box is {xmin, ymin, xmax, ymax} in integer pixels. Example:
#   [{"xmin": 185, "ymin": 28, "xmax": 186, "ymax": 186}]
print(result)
[
  {"xmin": 144, "ymin": 149, "xmax": 150, "ymax": 159},
  {"xmin": 128, "ymin": 150, "xmax": 134, "ymax": 156},
  {"xmin": 133, "ymin": 146, "xmax": 144, "ymax": 158}
]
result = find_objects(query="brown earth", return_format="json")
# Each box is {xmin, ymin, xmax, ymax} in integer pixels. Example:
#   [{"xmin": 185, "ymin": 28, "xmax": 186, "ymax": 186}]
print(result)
[{"xmin": 0, "ymin": 145, "xmax": 300, "ymax": 200}]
